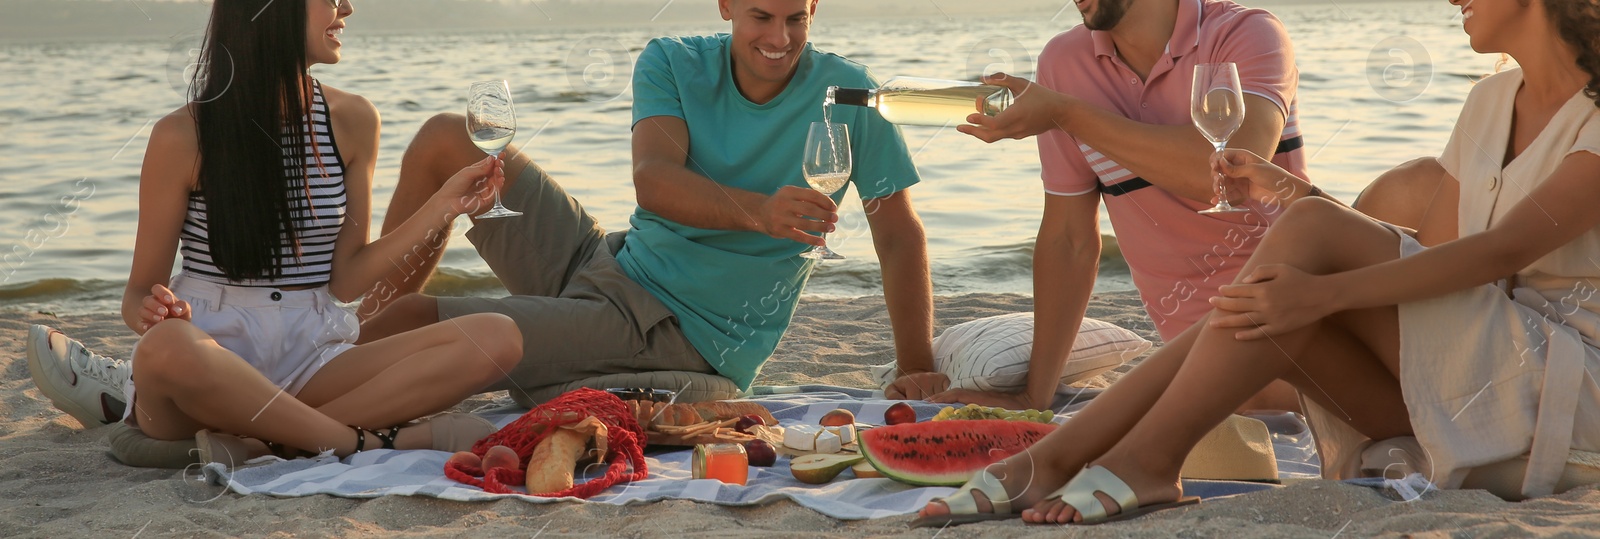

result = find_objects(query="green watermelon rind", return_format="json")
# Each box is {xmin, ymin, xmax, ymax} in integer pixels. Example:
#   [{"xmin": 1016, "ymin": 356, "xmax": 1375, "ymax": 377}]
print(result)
[{"xmin": 858, "ymin": 419, "xmax": 1056, "ymax": 487}]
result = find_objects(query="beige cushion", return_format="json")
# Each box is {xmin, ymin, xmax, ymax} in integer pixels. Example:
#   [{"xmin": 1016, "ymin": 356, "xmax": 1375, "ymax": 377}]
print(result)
[
  {"xmin": 106, "ymin": 422, "xmax": 198, "ymax": 469},
  {"xmin": 871, "ymin": 313, "xmax": 1152, "ymax": 392},
  {"xmin": 507, "ymin": 371, "xmax": 741, "ymax": 409}
]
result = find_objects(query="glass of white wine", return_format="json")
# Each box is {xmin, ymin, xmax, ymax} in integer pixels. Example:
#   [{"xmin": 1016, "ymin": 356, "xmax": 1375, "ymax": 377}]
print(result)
[
  {"xmin": 800, "ymin": 122, "xmax": 851, "ymax": 261},
  {"xmin": 466, "ymin": 80, "xmax": 521, "ymax": 219},
  {"xmin": 1191, "ymin": 63, "xmax": 1249, "ymax": 214}
]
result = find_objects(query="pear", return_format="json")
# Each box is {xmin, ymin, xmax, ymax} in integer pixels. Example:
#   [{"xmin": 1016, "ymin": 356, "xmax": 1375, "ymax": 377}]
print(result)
[
  {"xmin": 789, "ymin": 453, "xmax": 865, "ymax": 484},
  {"xmin": 851, "ymin": 460, "xmax": 883, "ymax": 479}
]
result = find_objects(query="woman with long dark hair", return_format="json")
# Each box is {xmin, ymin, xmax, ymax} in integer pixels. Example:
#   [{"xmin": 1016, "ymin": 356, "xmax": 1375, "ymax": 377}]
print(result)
[
  {"xmin": 45, "ymin": 0, "xmax": 522, "ymax": 464},
  {"xmin": 917, "ymin": 0, "xmax": 1600, "ymax": 526}
]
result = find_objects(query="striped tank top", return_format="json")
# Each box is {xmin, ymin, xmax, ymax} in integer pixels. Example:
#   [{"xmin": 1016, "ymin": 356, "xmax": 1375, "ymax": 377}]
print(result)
[{"xmin": 180, "ymin": 79, "xmax": 347, "ymax": 287}]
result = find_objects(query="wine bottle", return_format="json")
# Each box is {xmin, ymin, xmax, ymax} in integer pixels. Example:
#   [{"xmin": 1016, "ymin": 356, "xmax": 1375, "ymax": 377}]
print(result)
[{"xmin": 827, "ymin": 77, "xmax": 1013, "ymax": 127}]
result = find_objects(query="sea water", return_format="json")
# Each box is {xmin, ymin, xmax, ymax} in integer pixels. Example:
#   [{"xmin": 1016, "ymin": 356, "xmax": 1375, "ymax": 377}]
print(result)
[{"xmin": 0, "ymin": 2, "xmax": 1492, "ymax": 313}]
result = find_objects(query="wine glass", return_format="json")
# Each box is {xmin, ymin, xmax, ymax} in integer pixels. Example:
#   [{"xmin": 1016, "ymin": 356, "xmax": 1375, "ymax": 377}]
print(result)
[
  {"xmin": 466, "ymin": 80, "xmax": 521, "ymax": 219},
  {"xmin": 800, "ymin": 122, "xmax": 851, "ymax": 261},
  {"xmin": 1191, "ymin": 63, "xmax": 1248, "ymax": 214}
]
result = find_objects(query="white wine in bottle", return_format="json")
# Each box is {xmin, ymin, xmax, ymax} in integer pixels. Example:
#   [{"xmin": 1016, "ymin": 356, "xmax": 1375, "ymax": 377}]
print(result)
[{"xmin": 828, "ymin": 77, "xmax": 1013, "ymax": 127}]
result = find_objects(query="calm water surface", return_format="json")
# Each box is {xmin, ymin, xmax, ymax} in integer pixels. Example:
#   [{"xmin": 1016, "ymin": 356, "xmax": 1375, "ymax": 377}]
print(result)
[{"xmin": 0, "ymin": 1, "xmax": 1495, "ymax": 313}]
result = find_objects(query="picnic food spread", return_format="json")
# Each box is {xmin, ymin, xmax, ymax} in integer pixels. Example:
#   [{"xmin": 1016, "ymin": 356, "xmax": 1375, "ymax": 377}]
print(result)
[{"xmin": 450, "ymin": 388, "xmax": 1059, "ymax": 494}]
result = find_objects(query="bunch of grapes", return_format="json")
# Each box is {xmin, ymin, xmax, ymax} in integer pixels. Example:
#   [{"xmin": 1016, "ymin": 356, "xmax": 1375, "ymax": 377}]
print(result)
[{"xmin": 932, "ymin": 403, "xmax": 1054, "ymax": 423}]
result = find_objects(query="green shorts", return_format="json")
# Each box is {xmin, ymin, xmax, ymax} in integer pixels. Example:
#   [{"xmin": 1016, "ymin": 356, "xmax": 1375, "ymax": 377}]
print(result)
[{"xmin": 435, "ymin": 163, "xmax": 715, "ymax": 395}]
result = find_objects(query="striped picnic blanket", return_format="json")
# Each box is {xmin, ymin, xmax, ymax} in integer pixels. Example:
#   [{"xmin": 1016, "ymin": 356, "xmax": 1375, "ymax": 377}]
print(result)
[{"xmin": 200, "ymin": 386, "xmax": 1308, "ymax": 520}]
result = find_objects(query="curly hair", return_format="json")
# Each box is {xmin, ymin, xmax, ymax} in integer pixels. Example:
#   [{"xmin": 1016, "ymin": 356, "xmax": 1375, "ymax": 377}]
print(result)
[{"xmin": 1545, "ymin": 0, "xmax": 1600, "ymax": 109}]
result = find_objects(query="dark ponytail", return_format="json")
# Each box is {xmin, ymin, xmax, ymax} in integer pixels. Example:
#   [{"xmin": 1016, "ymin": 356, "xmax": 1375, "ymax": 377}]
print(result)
[
  {"xmin": 190, "ymin": 0, "xmax": 316, "ymax": 281},
  {"xmin": 1546, "ymin": 0, "xmax": 1600, "ymax": 109}
]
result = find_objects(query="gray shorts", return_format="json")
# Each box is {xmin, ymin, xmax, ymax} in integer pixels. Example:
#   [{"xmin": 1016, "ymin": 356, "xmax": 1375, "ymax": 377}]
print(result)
[{"xmin": 435, "ymin": 163, "xmax": 715, "ymax": 394}]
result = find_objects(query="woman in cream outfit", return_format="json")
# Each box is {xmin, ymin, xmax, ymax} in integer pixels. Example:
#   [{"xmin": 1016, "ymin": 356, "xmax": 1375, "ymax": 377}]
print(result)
[{"xmin": 917, "ymin": 0, "xmax": 1600, "ymax": 526}]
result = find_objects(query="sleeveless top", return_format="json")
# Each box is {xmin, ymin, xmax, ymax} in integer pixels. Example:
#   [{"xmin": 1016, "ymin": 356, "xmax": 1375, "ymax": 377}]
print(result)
[{"xmin": 180, "ymin": 79, "xmax": 348, "ymax": 287}]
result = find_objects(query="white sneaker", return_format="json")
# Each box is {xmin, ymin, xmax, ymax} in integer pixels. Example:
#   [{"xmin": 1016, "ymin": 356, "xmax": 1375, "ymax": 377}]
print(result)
[{"xmin": 25, "ymin": 325, "xmax": 130, "ymax": 427}]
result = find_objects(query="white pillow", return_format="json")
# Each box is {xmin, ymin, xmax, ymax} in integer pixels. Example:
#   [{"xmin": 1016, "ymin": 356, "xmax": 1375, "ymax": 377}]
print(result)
[{"xmin": 872, "ymin": 312, "xmax": 1153, "ymax": 393}]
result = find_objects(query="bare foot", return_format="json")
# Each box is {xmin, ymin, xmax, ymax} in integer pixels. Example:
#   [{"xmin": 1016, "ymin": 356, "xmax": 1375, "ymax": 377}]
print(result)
[
  {"xmin": 915, "ymin": 449, "xmax": 1081, "ymax": 521},
  {"xmin": 1023, "ymin": 455, "xmax": 1184, "ymax": 524}
]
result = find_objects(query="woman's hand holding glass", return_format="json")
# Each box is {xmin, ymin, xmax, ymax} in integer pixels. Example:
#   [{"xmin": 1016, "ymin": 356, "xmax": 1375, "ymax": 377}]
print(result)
[
  {"xmin": 1210, "ymin": 148, "xmax": 1313, "ymax": 208},
  {"xmin": 435, "ymin": 155, "xmax": 507, "ymax": 218}
]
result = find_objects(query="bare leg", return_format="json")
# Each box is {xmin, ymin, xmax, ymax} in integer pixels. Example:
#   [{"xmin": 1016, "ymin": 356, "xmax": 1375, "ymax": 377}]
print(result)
[
  {"xmin": 294, "ymin": 312, "xmax": 522, "ymax": 428},
  {"xmin": 130, "ymin": 320, "xmax": 366, "ymax": 455},
  {"xmin": 130, "ymin": 314, "xmax": 518, "ymax": 454},
  {"xmin": 356, "ymin": 113, "xmax": 536, "ymax": 319},
  {"xmin": 1035, "ymin": 198, "xmax": 1414, "ymax": 523},
  {"xmin": 916, "ymin": 315, "xmax": 1205, "ymax": 518},
  {"xmin": 1236, "ymin": 159, "xmax": 1457, "ymax": 413},
  {"xmin": 1237, "ymin": 380, "xmax": 1301, "ymax": 414},
  {"xmin": 917, "ymin": 285, "xmax": 1403, "ymax": 520},
  {"xmin": 356, "ymin": 293, "xmax": 443, "ymax": 344},
  {"xmin": 1354, "ymin": 157, "xmax": 1458, "ymax": 247}
]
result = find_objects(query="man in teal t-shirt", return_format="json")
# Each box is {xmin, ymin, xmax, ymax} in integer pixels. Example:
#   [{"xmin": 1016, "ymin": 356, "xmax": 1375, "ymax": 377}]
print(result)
[
  {"xmin": 623, "ymin": 0, "xmax": 933, "ymax": 389},
  {"xmin": 352, "ymin": 0, "xmax": 936, "ymax": 396}
]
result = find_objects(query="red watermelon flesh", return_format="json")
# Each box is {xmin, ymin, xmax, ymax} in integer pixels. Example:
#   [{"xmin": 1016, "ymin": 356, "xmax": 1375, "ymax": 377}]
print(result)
[{"xmin": 858, "ymin": 419, "xmax": 1056, "ymax": 486}]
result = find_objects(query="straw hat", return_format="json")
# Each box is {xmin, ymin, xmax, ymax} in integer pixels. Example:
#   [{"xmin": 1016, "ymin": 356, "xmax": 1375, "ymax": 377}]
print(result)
[{"xmin": 1180, "ymin": 414, "xmax": 1280, "ymax": 482}]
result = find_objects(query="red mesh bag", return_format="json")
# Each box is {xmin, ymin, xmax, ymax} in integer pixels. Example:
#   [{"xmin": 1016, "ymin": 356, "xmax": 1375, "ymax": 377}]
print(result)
[{"xmin": 444, "ymin": 388, "xmax": 648, "ymax": 498}]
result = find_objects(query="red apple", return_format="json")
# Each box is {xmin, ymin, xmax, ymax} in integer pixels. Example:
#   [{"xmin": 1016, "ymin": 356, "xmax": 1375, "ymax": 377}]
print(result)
[{"xmin": 884, "ymin": 402, "xmax": 917, "ymax": 425}]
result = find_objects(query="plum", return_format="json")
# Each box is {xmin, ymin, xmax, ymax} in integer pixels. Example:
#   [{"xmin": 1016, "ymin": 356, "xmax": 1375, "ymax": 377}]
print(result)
[
  {"xmin": 734, "ymin": 414, "xmax": 766, "ymax": 434},
  {"xmin": 743, "ymin": 440, "xmax": 777, "ymax": 467}
]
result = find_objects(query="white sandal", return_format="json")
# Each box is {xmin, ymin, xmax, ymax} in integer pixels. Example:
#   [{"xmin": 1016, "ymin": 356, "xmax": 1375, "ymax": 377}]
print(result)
[
  {"xmin": 909, "ymin": 469, "xmax": 1018, "ymax": 528},
  {"xmin": 1046, "ymin": 465, "xmax": 1200, "ymax": 525}
]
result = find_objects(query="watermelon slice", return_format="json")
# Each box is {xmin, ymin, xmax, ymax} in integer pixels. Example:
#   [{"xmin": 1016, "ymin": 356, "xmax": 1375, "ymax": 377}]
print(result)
[{"xmin": 858, "ymin": 419, "xmax": 1056, "ymax": 486}]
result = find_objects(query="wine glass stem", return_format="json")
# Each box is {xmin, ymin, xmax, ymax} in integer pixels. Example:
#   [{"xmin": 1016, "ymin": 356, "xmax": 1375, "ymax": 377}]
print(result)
[{"xmin": 1212, "ymin": 141, "xmax": 1228, "ymax": 204}]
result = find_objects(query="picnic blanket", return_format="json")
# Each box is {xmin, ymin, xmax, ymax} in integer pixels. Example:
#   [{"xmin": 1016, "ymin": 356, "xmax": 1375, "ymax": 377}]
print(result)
[{"xmin": 199, "ymin": 386, "xmax": 1316, "ymax": 520}]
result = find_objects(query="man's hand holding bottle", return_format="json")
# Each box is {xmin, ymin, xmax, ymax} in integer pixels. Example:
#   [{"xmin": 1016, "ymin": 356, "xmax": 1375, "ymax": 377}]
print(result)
[{"xmin": 958, "ymin": 72, "xmax": 1072, "ymax": 143}]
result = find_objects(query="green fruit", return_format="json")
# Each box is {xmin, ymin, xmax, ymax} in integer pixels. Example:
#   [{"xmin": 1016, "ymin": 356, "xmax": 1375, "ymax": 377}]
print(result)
[
  {"xmin": 790, "ymin": 453, "xmax": 866, "ymax": 484},
  {"xmin": 852, "ymin": 460, "xmax": 883, "ymax": 479}
]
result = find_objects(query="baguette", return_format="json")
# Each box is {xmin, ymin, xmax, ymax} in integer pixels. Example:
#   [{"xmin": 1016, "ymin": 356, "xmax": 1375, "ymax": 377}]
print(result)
[{"xmin": 525, "ymin": 416, "xmax": 608, "ymax": 495}]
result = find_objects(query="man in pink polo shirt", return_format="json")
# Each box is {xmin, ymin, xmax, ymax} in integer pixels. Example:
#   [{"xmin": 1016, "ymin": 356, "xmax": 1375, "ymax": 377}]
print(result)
[{"xmin": 907, "ymin": 0, "xmax": 1310, "ymax": 412}]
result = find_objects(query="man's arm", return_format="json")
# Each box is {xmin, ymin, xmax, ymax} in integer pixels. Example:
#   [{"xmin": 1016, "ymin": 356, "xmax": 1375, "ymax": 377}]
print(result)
[
  {"xmin": 1057, "ymin": 93, "xmax": 1285, "ymax": 203},
  {"xmin": 929, "ymin": 193, "xmax": 1101, "ymax": 410},
  {"xmin": 960, "ymin": 74, "xmax": 1285, "ymax": 204},
  {"xmin": 866, "ymin": 191, "xmax": 936, "ymax": 390},
  {"xmin": 632, "ymin": 116, "xmax": 832, "ymax": 246}
]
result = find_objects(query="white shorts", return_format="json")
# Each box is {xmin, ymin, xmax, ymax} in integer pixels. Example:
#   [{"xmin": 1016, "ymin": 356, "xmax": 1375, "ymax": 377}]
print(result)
[{"xmin": 123, "ymin": 272, "xmax": 360, "ymax": 425}]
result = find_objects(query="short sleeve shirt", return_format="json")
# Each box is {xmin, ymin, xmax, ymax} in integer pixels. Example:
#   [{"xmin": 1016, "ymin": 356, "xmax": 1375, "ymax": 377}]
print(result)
[
  {"xmin": 621, "ymin": 35, "xmax": 921, "ymax": 389},
  {"xmin": 1036, "ymin": 0, "xmax": 1308, "ymax": 339}
]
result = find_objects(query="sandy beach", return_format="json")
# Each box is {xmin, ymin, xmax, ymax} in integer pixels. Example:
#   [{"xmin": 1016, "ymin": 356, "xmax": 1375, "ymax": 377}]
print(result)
[{"xmin": 4, "ymin": 291, "xmax": 1598, "ymax": 538}]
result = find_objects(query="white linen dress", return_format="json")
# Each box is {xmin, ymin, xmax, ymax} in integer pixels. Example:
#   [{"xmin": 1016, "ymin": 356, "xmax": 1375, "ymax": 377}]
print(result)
[{"xmin": 1309, "ymin": 68, "xmax": 1600, "ymax": 499}]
